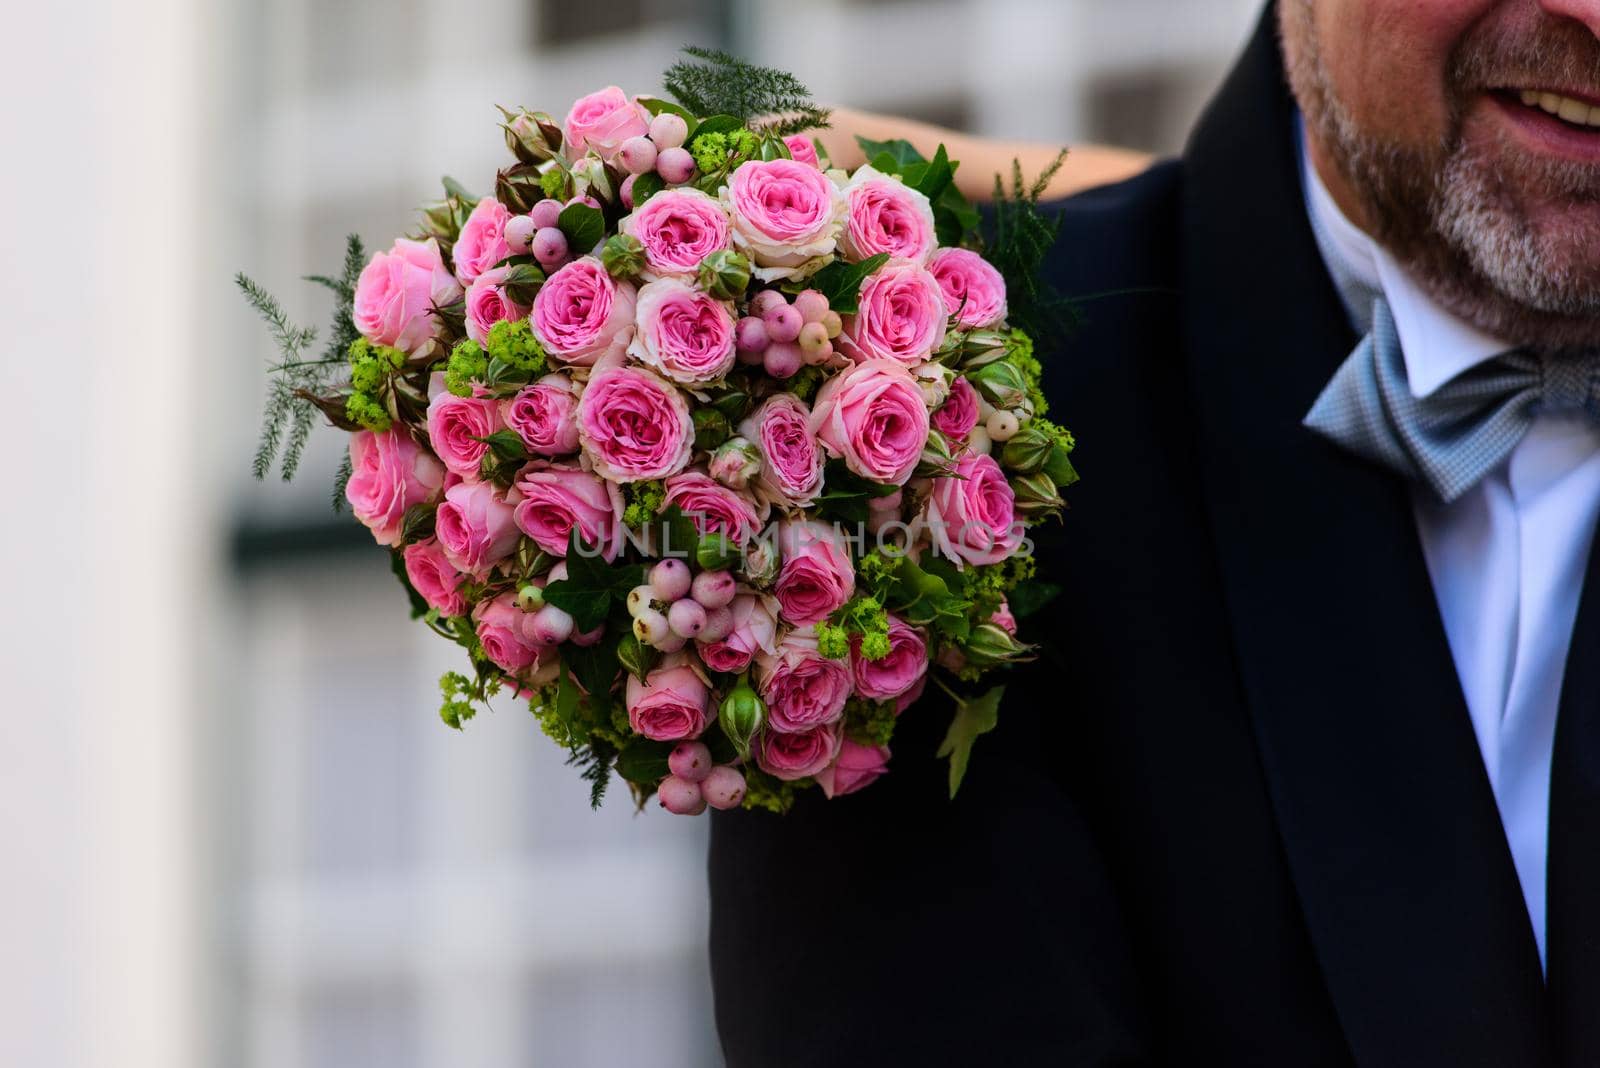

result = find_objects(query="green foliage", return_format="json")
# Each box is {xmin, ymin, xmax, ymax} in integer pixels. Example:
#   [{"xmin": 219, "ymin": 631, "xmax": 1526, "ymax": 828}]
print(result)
[
  {"xmin": 445, "ymin": 339, "xmax": 487, "ymax": 395},
  {"xmin": 566, "ymin": 737, "xmax": 618, "ymax": 810},
  {"xmin": 741, "ymin": 767, "xmax": 800, "ymax": 814},
  {"xmin": 1008, "ymin": 579, "xmax": 1061, "ymax": 619},
  {"xmin": 804, "ymin": 252, "xmax": 888, "ymax": 316},
  {"xmin": 987, "ymin": 151, "xmax": 1079, "ymax": 347},
  {"xmin": 623, "ymin": 480, "xmax": 667, "ymax": 529},
  {"xmin": 557, "ymin": 202, "xmax": 605, "ymax": 255},
  {"xmin": 663, "ymin": 47, "xmax": 830, "ymax": 136},
  {"xmin": 541, "ymin": 529, "xmax": 648, "ymax": 632},
  {"xmin": 484, "ymin": 318, "xmax": 547, "ymax": 375},
  {"xmin": 814, "ymin": 459, "xmax": 898, "ymax": 525},
  {"xmin": 438, "ymin": 664, "xmax": 503, "ymax": 730},
  {"xmin": 936, "ymin": 685, "xmax": 1004, "ymax": 798},
  {"xmin": 844, "ymin": 696, "xmax": 897, "ymax": 747}
]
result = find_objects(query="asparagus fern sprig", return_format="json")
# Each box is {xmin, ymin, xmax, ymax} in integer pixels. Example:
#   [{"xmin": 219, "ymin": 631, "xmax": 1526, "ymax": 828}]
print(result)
[
  {"xmin": 987, "ymin": 150, "xmax": 1079, "ymax": 347},
  {"xmin": 663, "ymin": 46, "xmax": 830, "ymax": 137}
]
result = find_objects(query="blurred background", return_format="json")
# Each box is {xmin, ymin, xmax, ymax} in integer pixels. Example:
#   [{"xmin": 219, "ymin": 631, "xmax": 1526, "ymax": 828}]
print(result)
[{"xmin": 4, "ymin": 0, "xmax": 1260, "ymax": 1064}]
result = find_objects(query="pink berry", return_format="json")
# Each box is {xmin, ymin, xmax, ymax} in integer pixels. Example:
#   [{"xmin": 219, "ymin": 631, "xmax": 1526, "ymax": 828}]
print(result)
[
  {"xmin": 820, "ymin": 309, "xmax": 843, "ymax": 339},
  {"xmin": 659, "ymin": 774, "xmax": 707, "ymax": 815},
  {"xmin": 668, "ymin": 597, "xmax": 707, "ymax": 638},
  {"xmin": 793, "ymin": 289, "xmax": 830, "ymax": 323},
  {"xmin": 619, "ymin": 173, "xmax": 638, "ymax": 209},
  {"xmin": 700, "ymin": 766, "xmax": 747, "ymax": 810},
  {"xmin": 619, "ymin": 135, "xmax": 658, "ymax": 175},
  {"xmin": 648, "ymin": 112, "xmax": 689, "ymax": 150},
  {"xmin": 533, "ymin": 227, "xmax": 569, "ymax": 266},
  {"xmin": 529, "ymin": 198, "xmax": 563, "ymax": 229},
  {"xmin": 633, "ymin": 608, "xmax": 670, "ymax": 646},
  {"xmin": 737, "ymin": 345, "xmax": 766, "ymax": 366},
  {"xmin": 650, "ymin": 558, "xmax": 693, "ymax": 601},
  {"xmin": 691, "ymin": 570, "xmax": 737, "ymax": 610},
  {"xmin": 763, "ymin": 341, "xmax": 803, "ymax": 378},
  {"xmin": 798, "ymin": 320, "xmax": 830, "ymax": 356},
  {"xmin": 763, "ymin": 303, "xmax": 803, "ymax": 344},
  {"xmin": 656, "ymin": 146, "xmax": 695, "ymax": 184},
  {"xmin": 698, "ymin": 605, "xmax": 734, "ymax": 643},
  {"xmin": 570, "ymin": 622, "xmax": 606, "ymax": 647},
  {"xmin": 567, "ymin": 194, "xmax": 602, "ymax": 211},
  {"xmin": 532, "ymin": 603, "xmax": 574, "ymax": 645},
  {"xmin": 669, "ymin": 741, "xmax": 714, "ymax": 783},
  {"xmin": 504, "ymin": 215, "xmax": 537, "ymax": 253},
  {"xmin": 735, "ymin": 316, "xmax": 769, "ymax": 353},
  {"xmin": 656, "ymin": 632, "xmax": 688, "ymax": 654},
  {"xmin": 749, "ymin": 289, "xmax": 788, "ymax": 317}
]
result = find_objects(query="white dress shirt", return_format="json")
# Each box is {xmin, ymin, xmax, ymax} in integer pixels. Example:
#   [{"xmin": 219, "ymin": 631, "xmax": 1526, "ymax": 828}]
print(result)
[{"xmin": 1301, "ymin": 142, "xmax": 1600, "ymax": 966}]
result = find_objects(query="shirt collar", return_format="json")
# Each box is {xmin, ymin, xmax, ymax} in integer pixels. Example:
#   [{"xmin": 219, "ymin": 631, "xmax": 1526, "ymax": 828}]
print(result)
[{"xmin": 1297, "ymin": 118, "xmax": 1509, "ymax": 400}]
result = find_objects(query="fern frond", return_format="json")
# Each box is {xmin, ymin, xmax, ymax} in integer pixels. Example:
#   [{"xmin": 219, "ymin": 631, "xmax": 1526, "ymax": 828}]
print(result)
[
  {"xmin": 986, "ymin": 148, "xmax": 1078, "ymax": 346},
  {"xmin": 567, "ymin": 739, "xmax": 617, "ymax": 810},
  {"xmin": 663, "ymin": 47, "xmax": 830, "ymax": 134},
  {"xmin": 331, "ymin": 449, "xmax": 354, "ymax": 512}
]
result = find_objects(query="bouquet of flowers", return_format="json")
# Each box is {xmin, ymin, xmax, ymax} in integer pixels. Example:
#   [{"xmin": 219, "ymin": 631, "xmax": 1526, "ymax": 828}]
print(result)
[{"xmin": 240, "ymin": 50, "xmax": 1078, "ymax": 815}]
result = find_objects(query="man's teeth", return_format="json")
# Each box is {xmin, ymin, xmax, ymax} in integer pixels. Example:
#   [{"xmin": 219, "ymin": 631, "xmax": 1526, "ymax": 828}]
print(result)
[{"xmin": 1518, "ymin": 89, "xmax": 1600, "ymax": 128}]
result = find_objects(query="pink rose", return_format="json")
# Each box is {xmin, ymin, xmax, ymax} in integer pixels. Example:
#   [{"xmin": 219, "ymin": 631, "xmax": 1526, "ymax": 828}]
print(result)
[
  {"xmin": 453, "ymin": 197, "xmax": 513, "ymax": 286},
  {"xmin": 697, "ymin": 593, "xmax": 778, "ymax": 673},
  {"xmin": 576, "ymin": 364, "xmax": 694, "ymax": 482},
  {"xmin": 403, "ymin": 537, "xmax": 468, "ymax": 617},
  {"xmin": 894, "ymin": 673, "xmax": 927, "ymax": 715},
  {"xmin": 991, "ymin": 601, "xmax": 1018, "ymax": 635},
  {"xmin": 740, "ymin": 393, "xmax": 825, "ymax": 508},
  {"xmin": 927, "ymin": 247, "xmax": 1008, "ymax": 328},
  {"xmin": 810, "ymin": 358, "xmax": 931, "ymax": 486},
  {"xmin": 815, "ymin": 739, "xmax": 891, "ymax": 799},
  {"xmin": 720, "ymin": 158, "xmax": 846, "ymax": 281},
  {"xmin": 756, "ymin": 722, "xmax": 842, "ymax": 782},
  {"xmin": 628, "ymin": 278, "xmax": 737, "ymax": 384},
  {"xmin": 783, "ymin": 134, "xmax": 820, "ymax": 168},
  {"xmin": 931, "ymin": 375, "xmax": 980, "ymax": 441},
  {"xmin": 503, "ymin": 374, "xmax": 580, "ymax": 457},
  {"xmin": 563, "ymin": 86, "xmax": 649, "ymax": 160},
  {"xmin": 530, "ymin": 257, "xmax": 638, "ymax": 367},
  {"xmin": 663, "ymin": 470, "xmax": 764, "ymax": 546},
  {"xmin": 426, "ymin": 389, "xmax": 501, "ymax": 479},
  {"xmin": 512, "ymin": 461, "xmax": 625, "ymax": 560},
  {"xmin": 344, "ymin": 428, "xmax": 445, "ymax": 546},
  {"xmin": 463, "ymin": 265, "xmax": 530, "ymax": 346},
  {"xmin": 756, "ymin": 630, "xmax": 852, "ymax": 732},
  {"xmin": 353, "ymin": 237, "xmax": 462, "ymax": 353},
  {"xmin": 435, "ymin": 480, "xmax": 521, "ymax": 576},
  {"xmin": 619, "ymin": 188, "xmax": 732, "ymax": 279},
  {"xmin": 626, "ymin": 655, "xmax": 712, "ymax": 741},
  {"xmin": 474, "ymin": 592, "xmax": 548, "ymax": 675},
  {"xmin": 838, "ymin": 258, "xmax": 947, "ymax": 366},
  {"xmin": 925, "ymin": 451, "xmax": 1023, "ymax": 567},
  {"xmin": 840, "ymin": 166, "xmax": 937, "ymax": 264},
  {"xmin": 850, "ymin": 614, "xmax": 928, "ymax": 700},
  {"xmin": 773, "ymin": 521, "xmax": 855, "ymax": 625}
]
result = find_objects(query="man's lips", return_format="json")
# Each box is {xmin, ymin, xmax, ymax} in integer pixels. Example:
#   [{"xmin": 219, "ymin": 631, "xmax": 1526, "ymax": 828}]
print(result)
[
  {"xmin": 1485, "ymin": 88, "xmax": 1600, "ymax": 164},
  {"xmin": 1502, "ymin": 87, "xmax": 1600, "ymax": 127}
]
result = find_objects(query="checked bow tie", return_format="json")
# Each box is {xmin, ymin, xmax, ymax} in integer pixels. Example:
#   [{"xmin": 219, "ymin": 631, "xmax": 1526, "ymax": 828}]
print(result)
[{"xmin": 1304, "ymin": 297, "xmax": 1600, "ymax": 503}]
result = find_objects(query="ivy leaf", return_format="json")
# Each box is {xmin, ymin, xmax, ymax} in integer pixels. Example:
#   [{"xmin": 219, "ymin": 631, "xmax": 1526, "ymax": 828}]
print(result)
[
  {"xmin": 909, "ymin": 143, "xmax": 955, "ymax": 203},
  {"xmin": 1008, "ymin": 580, "xmax": 1062, "ymax": 619},
  {"xmin": 658, "ymin": 504, "xmax": 701, "ymax": 563},
  {"xmin": 935, "ymin": 182, "xmax": 981, "ymax": 247},
  {"xmin": 687, "ymin": 113, "xmax": 746, "ymax": 147},
  {"xmin": 541, "ymin": 529, "xmax": 644, "ymax": 631},
  {"xmin": 806, "ymin": 252, "xmax": 889, "ymax": 316},
  {"xmin": 562, "ymin": 623, "xmax": 624, "ymax": 718},
  {"xmin": 854, "ymin": 136, "xmax": 925, "ymax": 172},
  {"xmin": 476, "ymin": 429, "xmax": 529, "ymax": 464},
  {"xmin": 936, "ymin": 685, "xmax": 1004, "ymax": 799},
  {"xmin": 616, "ymin": 737, "xmax": 674, "ymax": 786},
  {"xmin": 815, "ymin": 459, "xmax": 897, "ymax": 525},
  {"xmin": 629, "ymin": 171, "xmax": 665, "ymax": 207},
  {"xmin": 558, "ymin": 203, "xmax": 606, "ymax": 255}
]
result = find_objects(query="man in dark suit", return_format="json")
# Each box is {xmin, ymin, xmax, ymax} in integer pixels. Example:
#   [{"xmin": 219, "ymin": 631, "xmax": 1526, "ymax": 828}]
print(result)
[{"xmin": 709, "ymin": 2, "xmax": 1600, "ymax": 1064}]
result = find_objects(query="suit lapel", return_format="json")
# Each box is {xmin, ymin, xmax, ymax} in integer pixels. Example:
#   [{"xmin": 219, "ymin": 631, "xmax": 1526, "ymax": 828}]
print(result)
[{"xmin": 1179, "ymin": 8, "xmax": 1548, "ymax": 1064}]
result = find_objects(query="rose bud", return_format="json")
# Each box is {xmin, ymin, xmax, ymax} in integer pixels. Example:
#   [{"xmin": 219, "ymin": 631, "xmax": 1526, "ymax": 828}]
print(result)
[
  {"xmin": 709, "ymin": 436, "xmax": 762, "ymax": 491},
  {"xmin": 531, "ymin": 603, "xmax": 574, "ymax": 645},
  {"xmin": 691, "ymin": 569, "xmax": 737, "ymax": 610},
  {"xmin": 668, "ymin": 740, "xmax": 714, "ymax": 783},
  {"xmin": 740, "ymin": 538, "xmax": 780, "ymax": 587},
  {"xmin": 626, "ymin": 583, "xmax": 657, "ymax": 617},
  {"xmin": 763, "ymin": 340, "xmax": 803, "ymax": 378},
  {"xmin": 763, "ymin": 303, "xmax": 803, "ymax": 344},
  {"xmin": 967, "ymin": 359, "xmax": 1031, "ymax": 411},
  {"xmin": 735, "ymin": 315, "xmax": 769, "ymax": 354},
  {"xmin": 601, "ymin": 233, "xmax": 647, "ymax": 280},
  {"xmin": 1011, "ymin": 470, "xmax": 1065, "ymax": 519},
  {"xmin": 700, "ymin": 765, "xmax": 747, "ymax": 810},
  {"xmin": 696, "ymin": 532, "xmax": 738, "ymax": 572},
  {"xmin": 655, "ymin": 146, "xmax": 696, "ymax": 184},
  {"xmin": 505, "ymin": 214, "xmax": 537, "ymax": 253},
  {"xmin": 718, "ymin": 682, "xmax": 766, "ymax": 761},
  {"xmin": 618, "ymin": 134, "xmax": 658, "ymax": 175},
  {"xmin": 792, "ymin": 289, "xmax": 829, "ymax": 324},
  {"xmin": 533, "ymin": 227, "xmax": 569, "ymax": 268},
  {"xmin": 695, "ymin": 249, "xmax": 752, "ymax": 301},
  {"xmin": 698, "ymin": 604, "xmax": 734, "ymax": 643},
  {"xmin": 658, "ymin": 774, "xmax": 707, "ymax": 815},
  {"xmin": 633, "ymin": 607, "xmax": 670, "ymax": 646},
  {"xmin": 648, "ymin": 111, "xmax": 689, "ymax": 150},
  {"xmin": 998, "ymin": 424, "xmax": 1053, "ymax": 474},
  {"xmin": 668, "ymin": 597, "xmax": 708, "ymax": 639},
  {"xmin": 650, "ymin": 558, "xmax": 692, "ymax": 601},
  {"xmin": 502, "ymin": 107, "xmax": 560, "ymax": 163},
  {"xmin": 961, "ymin": 620, "xmax": 1033, "ymax": 669}
]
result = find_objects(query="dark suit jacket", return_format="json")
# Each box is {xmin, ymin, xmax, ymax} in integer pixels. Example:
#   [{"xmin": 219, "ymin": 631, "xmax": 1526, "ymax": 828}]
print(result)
[{"xmin": 709, "ymin": 7, "xmax": 1600, "ymax": 1065}]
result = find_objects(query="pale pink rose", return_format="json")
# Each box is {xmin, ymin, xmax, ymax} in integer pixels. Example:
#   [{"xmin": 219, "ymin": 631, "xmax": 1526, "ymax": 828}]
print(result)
[
  {"xmin": 663, "ymin": 470, "xmax": 764, "ymax": 545},
  {"xmin": 837, "ymin": 258, "xmax": 947, "ymax": 366},
  {"xmin": 740, "ymin": 393, "xmax": 825, "ymax": 508},
  {"xmin": 810, "ymin": 358, "xmax": 930, "ymax": 486},
  {"xmin": 463, "ymin": 265, "xmax": 530, "ymax": 345},
  {"xmin": 850, "ymin": 615, "xmax": 928, "ymax": 700},
  {"xmin": 756, "ymin": 630, "xmax": 852, "ymax": 732},
  {"xmin": 783, "ymin": 134, "xmax": 820, "ymax": 168},
  {"xmin": 563, "ymin": 85, "xmax": 650, "ymax": 160},
  {"xmin": 434, "ymin": 480, "xmax": 521, "ymax": 576},
  {"xmin": 626, "ymin": 656, "xmax": 712, "ymax": 741},
  {"xmin": 697, "ymin": 593, "xmax": 778, "ymax": 673},
  {"xmin": 720, "ymin": 158, "xmax": 846, "ymax": 281},
  {"xmin": 426, "ymin": 390, "xmax": 501, "ymax": 479},
  {"xmin": 931, "ymin": 375, "xmax": 980, "ymax": 441},
  {"xmin": 928, "ymin": 247, "xmax": 1008, "ymax": 328},
  {"xmin": 453, "ymin": 197, "xmax": 513, "ymax": 286},
  {"xmin": 502, "ymin": 374, "xmax": 581, "ymax": 457},
  {"xmin": 628, "ymin": 278, "xmax": 737, "ymax": 384},
  {"xmin": 773, "ymin": 521, "xmax": 855, "ymax": 625},
  {"xmin": 756, "ymin": 722, "xmax": 842, "ymax": 781},
  {"xmin": 512, "ymin": 461, "xmax": 625, "ymax": 560},
  {"xmin": 894, "ymin": 673, "xmax": 927, "ymax": 715},
  {"xmin": 474, "ymin": 592, "xmax": 547, "ymax": 674},
  {"xmin": 576, "ymin": 364, "xmax": 694, "ymax": 482},
  {"xmin": 925, "ymin": 451, "xmax": 1023, "ymax": 567},
  {"xmin": 530, "ymin": 257, "xmax": 638, "ymax": 367},
  {"xmin": 344, "ymin": 428, "xmax": 445, "ymax": 546},
  {"xmin": 815, "ymin": 739, "xmax": 891, "ymax": 799},
  {"xmin": 353, "ymin": 237, "xmax": 462, "ymax": 353},
  {"xmin": 991, "ymin": 601, "xmax": 1018, "ymax": 635},
  {"xmin": 402, "ymin": 537, "xmax": 468, "ymax": 617},
  {"xmin": 618, "ymin": 188, "xmax": 731, "ymax": 279},
  {"xmin": 840, "ymin": 166, "xmax": 937, "ymax": 263}
]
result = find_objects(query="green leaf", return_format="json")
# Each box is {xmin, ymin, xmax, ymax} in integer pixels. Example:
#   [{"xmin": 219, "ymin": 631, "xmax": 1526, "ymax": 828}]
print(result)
[
  {"xmin": 687, "ymin": 113, "xmax": 744, "ymax": 147},
  {"xmin": 1043, "ymin": 446, "xmax": 1079, "ymax": 488},
  {"xmin": 659, "ymin": 504, "xmax": 701, "ymax": 563},
  {"xmin": 806, "ymin": 252, "xmax": 889, "ymax": 316},
  {"xmin": 441, "ymin": 175, "xmax": 481, "ymax": 204},
  {"xmin": 399, "ymin": 503, "xmax": 436, "ymax": 544},
  {"xmin": 389, "ymin": 549, "xmax": 431, "ymax": 620},
  {"xmin": 935, "ymin": 182, "xmax": 981, "ymax": 247},
  {"xmin": 814, "ymin": 458, "xmax": 898, "ymax": 525},
  {"xmin": 541, "ymin": 529, "xmax": 647, "ymax": 632},
  {"xmin": 616, "ymin": 737, "xmax": 673, "ymax": 786},
  {"xmin": 629, "ymin": 171, "xmax": 665, "ymax": 207},
  {"xmin": 909, "ymin": 143, "xmax": 955, "ymax": 203},
  {"xmin": 636, "ymin": 97, "xmax": 699, "ymax": 142},
  {"xmin": 936, "ymin": 686, "xmax": 1004, "ymax": 799},
  {"xmin": 563, "ymin": 624, "xmax": 624, "ymax": 718},
  {"xmin": 854, "ymin": 136, "xmax": 925, "ymax": 172},
  {"xmin": 477, "ymin": 429, "xmax": 529, "ymax": 463},
  {"xmin": 557, "ymin": 203, "xmax": 605, "ymax": 255}
]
